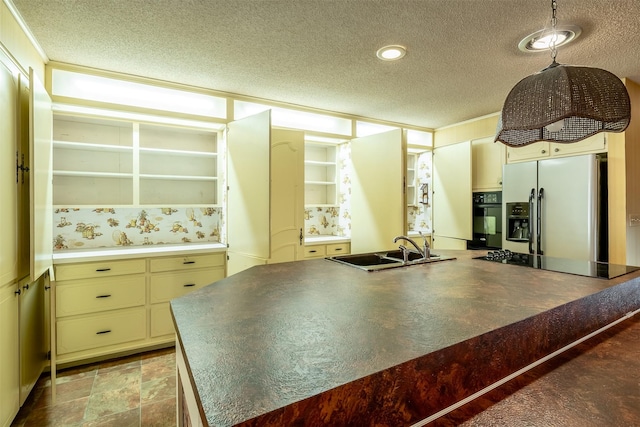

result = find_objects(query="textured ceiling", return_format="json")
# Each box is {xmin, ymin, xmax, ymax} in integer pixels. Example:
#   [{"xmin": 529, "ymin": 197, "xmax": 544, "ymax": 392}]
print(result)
[{"xmin": 9, "ymin": 0, "xmax": 640, "ymax": 129}]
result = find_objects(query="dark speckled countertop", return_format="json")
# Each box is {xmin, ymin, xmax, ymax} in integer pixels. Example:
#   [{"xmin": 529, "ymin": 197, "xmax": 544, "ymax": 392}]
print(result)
[{"xmin": 170, "ymin": 250, "xmax": 640, "ymax": 426}]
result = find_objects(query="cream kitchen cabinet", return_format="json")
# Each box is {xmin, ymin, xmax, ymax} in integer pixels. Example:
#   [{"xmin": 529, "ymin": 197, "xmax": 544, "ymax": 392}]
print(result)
[
  {"xmin": 472, "ymin": 136, "xmax": 505, "ymax": 191},
  {"xmin": 350, "ymin": 129, "xmax": 406, "ymax": 254},
  {"xmin": 305, "ymin": 142, "xmax": 338, "ymax": 206},
  {"xmin": 432, "ymin": 140, "xmax": 472, "ymax": 250},
  {"xmin": 304, "ymin": 242, "xmax": 350, "ymax": 259},
  {"xmin": 149, "ymin": 253, "xmax": 225, "ymax": 337},
  {"xmin": 506, "ymin": 133, "xmax": 606, "ymax": 163},
  {"xmin": 227, "ymin": 111, "xmax": 305, "ymax": 275},
  {"xmin": 52, "ymin": 115, "xmax": 221, "ymax": 207},
  {"xmin": 407, "ymin": 152, "xmax": 417, "ymax": 206},
  {"xmin": 52, "ymin": 249, "xmax": 226, "ymax": 366},
  {"xmin": 0, "ymin": 284, "xmax": 19, "ymax": 427},
  {"xmin": 54, "ymin": 258, "xmax": 147, "ymax": 363}
]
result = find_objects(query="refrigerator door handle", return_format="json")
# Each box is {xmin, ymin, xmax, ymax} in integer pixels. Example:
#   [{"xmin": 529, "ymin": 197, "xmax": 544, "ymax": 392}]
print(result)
[
  {"xmin": 537, "ymin": 187, "xmax": 544, "ymax": 255},
  {"xmin": 529, "ymin": 188, "xmax": 535, "ymax": 254}
]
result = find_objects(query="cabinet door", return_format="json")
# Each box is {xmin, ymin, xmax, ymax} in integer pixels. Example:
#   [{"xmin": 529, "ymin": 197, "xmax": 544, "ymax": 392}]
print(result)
[
  {"xmin": 270, "ymin": 129, "xmax": 304, "ymax": 263},
  {"xmin": 472, "ymin": 136, "xmax": 505, "ymax": 191},
  {"xmin": 17, "ymin": 75, "xmax": 30, "ymax": 281},
  {"xmin": 506, "ymin": 141, "xmax": 550, "ymax": 163},
  {"xmin": 0, "ymin": 284, "xmax": 20, "ymax": 427},
  {"xmin": 0, "ymin": 61, "xmax": 18, "ymax": 287},
  {"xmin": 350, "ymin": 129, "xmax": 405, "ymax": 253},
  {"xmin": 29, "ymin": 68, "xmax": 53, "ymax": 283},
  {"xmin": 19, "ymin": 275, "xmax": 46, "ymax": 405},
  {"xmin": 227, "ymin": 111, "xmax": 271, "ymax": 274},
  {"xmin": 550, "ymin": 133, "xmax": 606, "ymax": 157},
  {"xmin": 433, "ymin": 141, "xmax": 472, "ymax": 246}
]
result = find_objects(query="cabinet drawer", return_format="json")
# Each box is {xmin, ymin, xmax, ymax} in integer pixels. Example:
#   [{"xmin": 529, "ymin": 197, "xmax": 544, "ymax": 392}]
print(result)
[
  {"xmin": 149, "ymin": 253, "xmax": 225, "ymax": 273},
  {"xmin": 326, "ymin": 243, "xmax": 350, "ymax": 255},
  {"xmin": 55, "ymin": 259, "xmax": 146, "ymax": 281},
  {"xmin": 150, "ymin": 303, "xmax": 174, "ymax": 337},
  {"xmin": 56, "ymin": 275, "xmax": 145, "ymax": 317},
  {"xmin": 57, "ymin": 307, "xmax": 146, "ymax": 355},
  {"xmin": 304, "ymin": 246, "xmax": 326, "ymax": 258},
  {"xmin": 150, "ymin": 269, "xmax": 224, "ymax": 304}
]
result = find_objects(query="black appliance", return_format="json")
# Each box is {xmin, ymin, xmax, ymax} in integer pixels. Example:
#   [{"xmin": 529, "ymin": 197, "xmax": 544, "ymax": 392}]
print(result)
[
  {"xmin": 475, "ymin": 250, "xmax": 640, "ymax": 280},
  {"xmin": 468, "ymin": 191, "xmax": 502, "ymax": 250}
]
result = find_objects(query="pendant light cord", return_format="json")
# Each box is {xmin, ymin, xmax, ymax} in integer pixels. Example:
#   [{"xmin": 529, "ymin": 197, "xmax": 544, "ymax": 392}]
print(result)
[{"xmin": 550, "ymin": 0, "xmax": 558, "ymax": 63}]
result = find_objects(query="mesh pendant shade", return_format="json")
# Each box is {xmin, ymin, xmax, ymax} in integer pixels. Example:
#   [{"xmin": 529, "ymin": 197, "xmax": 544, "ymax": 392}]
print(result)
[{"xmin": 495, "ymin": 62, "xmax": 631, "ymax": 147}]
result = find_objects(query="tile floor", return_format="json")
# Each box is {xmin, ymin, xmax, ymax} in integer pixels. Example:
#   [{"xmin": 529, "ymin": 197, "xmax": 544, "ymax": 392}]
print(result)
[{"xmin": 11, "ymin": 347, "xmax": 177, "ymax": 427}]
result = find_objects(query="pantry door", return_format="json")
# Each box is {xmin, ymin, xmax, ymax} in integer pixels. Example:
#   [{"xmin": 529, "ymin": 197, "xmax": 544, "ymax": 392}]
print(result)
[
  {"xmin": 270, "ymin": 128, "xmax": 304, "ymax": 263},
  {"xmin": 226, "ymin": 111, "xmax": 271, "ymax": 275},
  {"xmin": 350, "ymin": 129, "xmax": 406, "ymax": 253},
  {"xmin": 29, "ymin": 68, "xmax": 53, "ymax": 282}
]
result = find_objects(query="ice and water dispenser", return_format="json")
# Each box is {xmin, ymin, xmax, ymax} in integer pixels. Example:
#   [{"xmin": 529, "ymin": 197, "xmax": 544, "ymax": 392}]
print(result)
[{"xmin": 506, "ymin": 202, "xmax": 530, "ymax": 242}]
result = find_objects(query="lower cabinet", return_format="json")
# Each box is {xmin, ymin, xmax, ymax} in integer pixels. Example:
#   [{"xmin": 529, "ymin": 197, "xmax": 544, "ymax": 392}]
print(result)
[
  {"xmin": 304, "ymin": 242, "xmax": 350, "ymax": 259},
  {"xmin": 149, "ymin": 264, "xmax": 225, "ymax": 337},
  {"xmin": 0, "ymin": 284, "xmax": 19, "ymax": 427},
  {"xmin": 53, "ymin": 251, "xmax": 226, "ymax": 366}
]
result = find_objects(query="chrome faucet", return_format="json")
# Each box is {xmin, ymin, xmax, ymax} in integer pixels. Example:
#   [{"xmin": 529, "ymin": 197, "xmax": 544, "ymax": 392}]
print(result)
[{"xmin": 393, "ymin": 231, "xmax": 430, "ymax": 262}]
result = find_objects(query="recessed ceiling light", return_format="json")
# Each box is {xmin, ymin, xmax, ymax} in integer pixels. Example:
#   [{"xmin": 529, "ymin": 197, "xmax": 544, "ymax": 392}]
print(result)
[
  {"xmin": 518, "ymin": 25, "xmax": 581, "ymax": 52},
  {"xmin": 376, "ymin": 45, "xmax": 407, "ymax": 61}
]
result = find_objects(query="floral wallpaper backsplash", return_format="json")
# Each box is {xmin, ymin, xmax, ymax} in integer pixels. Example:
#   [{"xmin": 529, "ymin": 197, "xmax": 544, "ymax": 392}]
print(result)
[
  {"xmin": 337, "ymin": 142, "xmax": 352, "ymax": 236},
  {"xmin": 53, "ymin": 207, "xmax": 222, "ymax": 251},
  {"xmin": 304, "ymin": 206, "xmax": 344, "ymax": 236}
]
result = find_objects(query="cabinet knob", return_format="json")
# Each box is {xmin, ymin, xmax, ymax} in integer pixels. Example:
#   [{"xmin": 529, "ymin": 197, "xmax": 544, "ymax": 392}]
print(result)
[
  {"xmin": 554, "ymin": 148, "xmax": 560, "ymax": 152},
  {"xmin": 23, "ymin": 284, "xmax": 29, "ymax": 290},
  {"xmin": 15, "ymin": 289, "xmax": 21, "ymax": 296},
  {"xmin": 541, "ymin": 150, "xmax": 546, "ymax": 154}
]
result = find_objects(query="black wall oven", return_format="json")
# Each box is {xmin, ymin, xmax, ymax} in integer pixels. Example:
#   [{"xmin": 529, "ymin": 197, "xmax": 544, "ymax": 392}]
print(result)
[{"xmin": 468, "ymin": 191, "xmax": 502, "ymax": 250}]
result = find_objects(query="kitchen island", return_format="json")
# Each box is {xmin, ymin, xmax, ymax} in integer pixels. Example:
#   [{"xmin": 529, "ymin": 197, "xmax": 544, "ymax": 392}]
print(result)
[{"xmin": 170, "ymin": 250, "xmax": 640, "ymax": 426}]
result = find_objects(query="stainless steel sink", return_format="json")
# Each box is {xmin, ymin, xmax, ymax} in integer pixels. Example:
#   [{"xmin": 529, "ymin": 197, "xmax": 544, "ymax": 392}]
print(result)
[{"xmin": 327, "ymin": 251, "xmax": 455, "ymax": 271}]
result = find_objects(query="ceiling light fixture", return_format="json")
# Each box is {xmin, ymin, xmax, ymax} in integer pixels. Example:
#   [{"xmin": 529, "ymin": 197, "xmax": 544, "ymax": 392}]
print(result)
[
  {"xmin": 496, "ymin": 0, "xmax": 631, "ymax": 147},
  {"xmin": 376, "ymin": 45, "xmax": 407, "ymax": 61},
  {"xmin": 518, "ymin": 25, "xmax": 581, "ymax": 52}
]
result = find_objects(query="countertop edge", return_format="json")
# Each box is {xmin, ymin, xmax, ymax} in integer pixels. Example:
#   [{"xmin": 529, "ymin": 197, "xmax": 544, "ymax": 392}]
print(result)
[{"xmin": 52, "ymin": 242, "xmax": 227, "ymax": 263}]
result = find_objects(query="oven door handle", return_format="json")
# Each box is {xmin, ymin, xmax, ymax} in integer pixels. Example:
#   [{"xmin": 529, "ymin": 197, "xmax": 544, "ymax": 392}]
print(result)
[
  {"xmin": 528, "ymin": 188, "xmax": 535, "ymax": 254},
  {"xmin": 537, "ymin": 188, "xmax": 544, "ymax": 255}
]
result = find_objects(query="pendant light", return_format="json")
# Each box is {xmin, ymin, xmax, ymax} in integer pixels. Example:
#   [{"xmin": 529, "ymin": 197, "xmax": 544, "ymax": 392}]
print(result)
[{"xmin": 495, "ymin": 0, "xmax": 631, "ymax": 147}]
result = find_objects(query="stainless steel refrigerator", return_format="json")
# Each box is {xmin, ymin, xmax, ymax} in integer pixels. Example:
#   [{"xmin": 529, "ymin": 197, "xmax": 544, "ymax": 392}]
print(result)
[{"xmin": 502, "ymin": 153, "xmax": 607, "ymax": 261}]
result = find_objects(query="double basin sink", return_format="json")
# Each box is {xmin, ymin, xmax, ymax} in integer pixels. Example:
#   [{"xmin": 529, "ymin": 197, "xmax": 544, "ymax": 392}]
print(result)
[{"xmin": 327, "ymin": 250, "xmax": 455, "ymax": 271}]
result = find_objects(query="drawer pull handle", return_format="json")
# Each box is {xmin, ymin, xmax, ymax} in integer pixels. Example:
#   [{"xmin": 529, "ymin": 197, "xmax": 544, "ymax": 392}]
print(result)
[
  {"xmin": 96, "ymin": 294, "xmax": 112, "ymax": 299},
  {"xmin": 96, "ymin": 268, "xmax": 111, "ymax": 272},
  {"xmin": 183, "ymin": 283, "xmax": 196, "ymax": 287},
  {"xmin": 335, "ymin": 248, "xmax": 343, "ymax": 251},
  {"xmin": 183, "ymin": 261, "xmax": 196, "ymax": 265},
  {"xmin": 309, "ymin": 250, "xmax": 317, "ymax": 253},
  {"xmin": 96, "ymin": 330, "xmax": 111, "ymax": 335}
]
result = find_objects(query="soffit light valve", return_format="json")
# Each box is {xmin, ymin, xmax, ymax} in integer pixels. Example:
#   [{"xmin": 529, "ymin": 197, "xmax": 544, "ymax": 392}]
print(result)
[
  {"xmin": 495, "ymin": 0, "xmax": 631, "ymax": 147},
  {"xmin": 376, "ymin": 45, "xmax": 407, "ymax": 61}
]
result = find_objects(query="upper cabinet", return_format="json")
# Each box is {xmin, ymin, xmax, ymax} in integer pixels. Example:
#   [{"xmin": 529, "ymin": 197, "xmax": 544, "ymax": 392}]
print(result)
[
  {"xmin": 472, "ymin": 136, "xmax": 505, "ymax": 191},
  {"xmin": 52, "ymin": 115, "xmax": 220, "ymax": 207},
  {"xmin": 138, "ymin": 124, "xmax": 218, "ymax": 205},
  {"xmin": 304, "ymin": 142, "xmax": 337, "ymax": 206},
  {"xmin": 406, "ymin": 153, "xmax": 417, "ymax": 206},
  {"xmin": 506, "ymin": 133, "xmax": 606, "ymax": 163}
]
